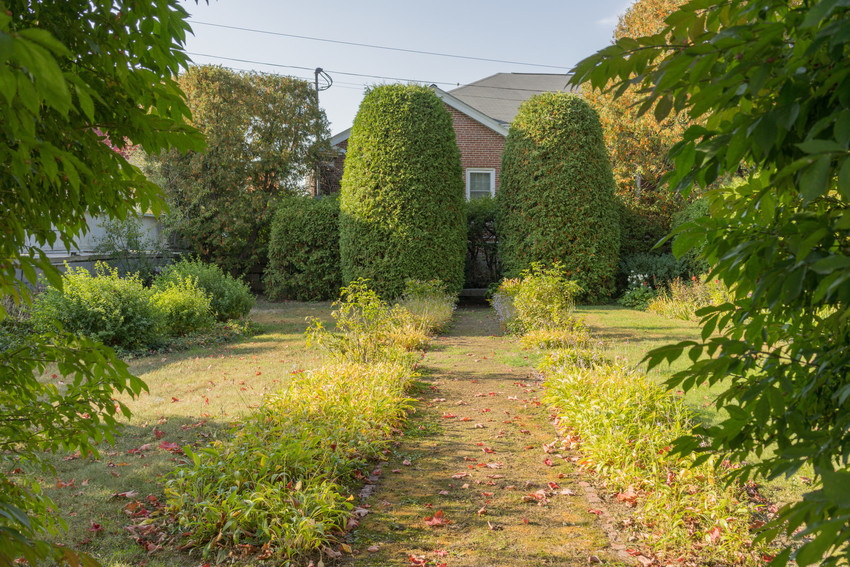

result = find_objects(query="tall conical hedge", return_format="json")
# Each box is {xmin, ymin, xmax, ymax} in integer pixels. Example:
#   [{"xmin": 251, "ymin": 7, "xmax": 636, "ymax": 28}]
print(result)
[
  {"xmin": 340, "ymin": 84, "xmax": 465, "ymax": 297},
  {"xmin": 497, "ymin": 93, "xmax": 620, "ymax": 301}
]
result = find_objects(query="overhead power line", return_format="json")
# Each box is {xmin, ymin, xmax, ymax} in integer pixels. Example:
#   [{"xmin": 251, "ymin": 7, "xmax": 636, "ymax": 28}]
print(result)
[
  {"xmin": 188, "ymin": 20, "xmax": 572, "ymax": 71},
  {"xmin": 187, "ymin": 52, "xmax": 573, "ymax": 95}
]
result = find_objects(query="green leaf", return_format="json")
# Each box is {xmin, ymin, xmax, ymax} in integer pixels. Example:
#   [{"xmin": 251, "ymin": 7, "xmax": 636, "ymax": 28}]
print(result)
[
  {"xmin": 799, "ymin": 155, "xmax": 832, "ymax": 203},
  {"xmin": 0, "ymin": 30, "xmax": 12, "ymax": 62},
  {"xmin": 797, "ymin": 139, "xmax": 844, "ymax": 154},
  {"xmin": 654, "ymin": 93, "xmax": 674, "ymax": 122}
]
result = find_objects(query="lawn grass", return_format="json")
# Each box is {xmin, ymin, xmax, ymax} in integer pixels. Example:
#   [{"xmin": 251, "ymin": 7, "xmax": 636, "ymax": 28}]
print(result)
[{"xmin": 35, "ymin": 299, "xmax": 332, "ymax": 567}]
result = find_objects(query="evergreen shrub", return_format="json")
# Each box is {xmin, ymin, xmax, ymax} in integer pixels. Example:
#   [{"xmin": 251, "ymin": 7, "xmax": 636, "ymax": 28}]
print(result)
[
  {"xmin": 497, "ymin": 93, "xmax": 620, "ymax": 302},
  {"xmin": 339, "ymin": 84, "xmax": 465, "ymax": 298},
  {"xmin": 154, "ymin": 258, "xmax": 254, "ymax": 321},
  {"xmin": 264, "ymin": 195, "xmax": 341, "ymax": 302},
  {"xmin": 31, "ymin": 263, "xmax": 163, "ymax": 350}
]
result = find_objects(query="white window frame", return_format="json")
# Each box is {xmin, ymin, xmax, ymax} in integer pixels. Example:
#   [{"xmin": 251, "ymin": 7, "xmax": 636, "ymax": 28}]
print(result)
[{"xmin": 465, "ymin": 168, "xmax": 496, "ymax": 201}]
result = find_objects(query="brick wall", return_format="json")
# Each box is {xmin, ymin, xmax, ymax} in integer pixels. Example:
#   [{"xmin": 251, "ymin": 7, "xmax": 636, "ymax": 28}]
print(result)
[{"xmin": 445, "ymin": 105, "xmax": 506, "ymax": 193}]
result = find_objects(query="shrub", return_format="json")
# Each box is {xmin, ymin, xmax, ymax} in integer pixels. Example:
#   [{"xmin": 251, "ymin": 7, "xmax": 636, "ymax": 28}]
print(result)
[
  {"xmin": 491, "ymin": 263, "xmax": 583, "ymax": 335},
  {"xmin": 497, "ymin": 92, "xmax": 620, "ymax": 302},
  {"xmin": 671, "ymin": 197, "xmax": 711, "ymax": 277},
  {"xmin": 619, "ymin": 252, "xmax": 684, "ymax": 289},
  {"xmin": 30, "ymin": 263, "xmax": 163, "ymax": 350},
  {"xmin": 151, "ymin": 277, "xmax": 214, "ymax": 336},
  {"xmin": 617, "ymin": 281, "xmax": 657, "ymax": 310},
  {"xmin": 339, "ymin": 84, "xmax": 466, "ymax": 298},
  {"xmin": 154, "ymin": 257, "xmax": 254, "ymax": 321},
  {"xmin": 464, "ymin": 197, "xmax": 501, "ymax": 288},
  {"xmin": 265, "ymin": 195, "xmax": 341, "ymax": 302}
]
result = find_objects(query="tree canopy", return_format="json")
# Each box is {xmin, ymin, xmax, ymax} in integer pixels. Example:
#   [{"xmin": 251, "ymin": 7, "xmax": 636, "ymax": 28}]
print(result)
[
  {"xmin": 583, "ymin": 0, "xmax": 692, "ymax": 257},
  {"xmin": 156, "ymin": 65, "xmax": 330, "ymax": 277},
  {"xmin": 574, "ymin": 0, "xmax": 850, "ymax": 563},
  {"xmin": 0, "ymin": 0, "xmax": 202, "ymax": 563}
]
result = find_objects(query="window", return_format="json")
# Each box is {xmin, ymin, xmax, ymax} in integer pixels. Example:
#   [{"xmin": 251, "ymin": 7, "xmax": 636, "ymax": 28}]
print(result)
[{"xmin": 466, "ymin": 168, "xmax": 495, "ymax": 200}]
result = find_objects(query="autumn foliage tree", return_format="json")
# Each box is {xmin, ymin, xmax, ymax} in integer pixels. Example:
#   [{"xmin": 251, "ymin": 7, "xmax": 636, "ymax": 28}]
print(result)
[
  {"xmin": 157, "ymin": 65, "xmax": 329, "ymax": 277},
  {"xmin": 583, "ymin": 0, "xmax": 692, "ymax": 256}
]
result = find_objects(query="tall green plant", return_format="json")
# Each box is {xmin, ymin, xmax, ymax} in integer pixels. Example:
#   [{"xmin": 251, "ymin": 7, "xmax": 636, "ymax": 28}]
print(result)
[
  {"xmin": 157, "ymin": 65, "xmax": 330, "ymax": 277},
  {"xmin": 574, "ymin": 0, "xmax": 850, "ymax": 563},
  {"xmin": 339, "ymin": 84, "xmax": 465, "ymax": 297},
  {"xmin": 0, "ymin": 0, "xmax": 202, "ymax": 563},
  {"xmin": 497, "ymin": 93, "xmax": 620, "ymax": 301}
]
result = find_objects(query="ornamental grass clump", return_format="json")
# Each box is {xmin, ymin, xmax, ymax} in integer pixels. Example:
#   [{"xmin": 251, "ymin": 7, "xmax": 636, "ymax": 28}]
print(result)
[
  {"xmin": 166, "ymin": 278, "xmax": 454, "ymax": 562},
  {"xmin": 646, "ymin": 277, "xmax": 733, "ymax": 321},
  {"xmin": 541, "ymin": 352, "xmax": 770, "ymax": 564}
]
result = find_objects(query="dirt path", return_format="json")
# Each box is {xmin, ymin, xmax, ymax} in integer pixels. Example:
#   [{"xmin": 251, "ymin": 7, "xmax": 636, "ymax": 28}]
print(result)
[{"xmin": 346, "ymin": 306, "xmax": 624, "ymax": 567}]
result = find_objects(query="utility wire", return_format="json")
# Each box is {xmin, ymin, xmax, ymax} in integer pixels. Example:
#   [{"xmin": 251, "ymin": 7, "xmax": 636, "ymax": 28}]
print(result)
[
  {"xmin": 188, "ymin": 20, "xmax": 572, "ymax": 71},
  {"xmin": 187, "ymin": 52, "xmax": 573, "ymax": 95}
]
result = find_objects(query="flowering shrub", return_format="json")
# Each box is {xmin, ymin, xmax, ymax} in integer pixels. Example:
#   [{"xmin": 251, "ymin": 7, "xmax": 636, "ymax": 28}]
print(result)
[{"xmin": 618, "ymin": 272, "xmax": 658, "ymax": 309}]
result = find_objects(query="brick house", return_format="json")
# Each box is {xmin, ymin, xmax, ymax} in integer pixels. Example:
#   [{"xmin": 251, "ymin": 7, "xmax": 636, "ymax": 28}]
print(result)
[{"xmin": 315, "ymin": 73, "xmax": 577, "ymax": 199}]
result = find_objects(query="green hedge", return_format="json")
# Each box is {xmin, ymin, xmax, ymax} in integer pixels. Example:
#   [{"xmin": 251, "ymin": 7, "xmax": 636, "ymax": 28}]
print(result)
[
  {"xmin": 497, "ymin": 93, "xmax": 620, "ymax": 302},
  {"xmin": 339, "ymin": 84, "xmax": 465, "ymax": 298},
  {"xmin": 264, "ymin": 195, "xmax": 342, "ymax": 301}
]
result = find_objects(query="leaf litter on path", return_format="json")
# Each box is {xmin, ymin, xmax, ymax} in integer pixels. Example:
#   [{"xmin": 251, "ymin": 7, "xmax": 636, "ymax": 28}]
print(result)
[{"xmin": 345, "ymin": 307, "xmax": 618, "ymax": 567}]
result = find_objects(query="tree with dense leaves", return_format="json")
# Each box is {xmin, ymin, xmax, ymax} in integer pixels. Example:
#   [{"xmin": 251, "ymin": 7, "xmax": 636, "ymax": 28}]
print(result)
[
  {"xmin": 0, "ymin": 0, "xmax": 203, "ymax": 563},
  {"xmin": 574, "ymin": 0, "xmax": 850, "ymax": 563},
  {"xmin": 583, "ymin": 0, "xmax": 691, "ymax": 257},
  {"xmin": 156, "ymin": 65, "xmax": 330, "ymax": 278}
]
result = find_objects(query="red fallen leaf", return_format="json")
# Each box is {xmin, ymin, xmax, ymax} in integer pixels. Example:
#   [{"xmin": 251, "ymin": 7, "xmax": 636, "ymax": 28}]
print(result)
[
  {"xmin": 524, "ymin": 445, "xmax": 535, "ymax": 450},
  {"xmin": 451, "ymin": 472, "xmax": 470, "ymax": 479},
  {"xmin": 523, "ymin": 517, "xmax": 529, "ymax": 524},
  {"xmin": 708, "ymin": 525, "xmax": 723, "ymax": 544},
  {"xmin": 112, "ymin": 490, "xmax": 138, "ymax": 499},
  {"xmin": 521, "ymin": 494, "xmax": 538, "ymax": 503},
  {"xmin": 171, "ymin": 397, "xmax": 179, "ymax": 403},
  {"xmin": 616, "ymin": 485, "xmax": 638, "ymax": 507},
  {"xmin": 459, "ymin": 416, "xmax": 472, "ymax": 422},
  {"xmin": 520, "ymin": 429, "xmax": 530, "ymax": 434},
  {"xmin": 464, "ymin": 457, "xmax": 477, "ymax": 462},
  {"xmin": 55, "ymin": 478, "xmax": 75, "ymax": 488},
  {"xmin": 548, "ymin": 482, "xmax": 560, "ymax": 490},
  {"xmin": 442, "ymin": 413, "xmax": 456, "ymax": 419},
  {"xmin": 88, "ymin": 520, "xmax": 104, "ymax": 533},
  {"xmin": 543, "ymin": 457, "xmax": 553, "ymax": 466},
  {"xmin": 481, "ymin": 408, "xmax": 491, "ymax": 413},
  {"xmin": 481, "ymin": 491, "xmax": 494, "ymax": 497},
  {"xmin": 588, "ymin": 509, "xmax": 602, "ymax": 516},
  {"xmin": 626, "ymin": 549, "xmax": 642, "ymax": 556},
  {"xmin": 409, "ymin": 556, "xmax": 428, "ymax": 566},
  {"xmin": 423, "ymin": 510, "xmax": 451, "ymax": 527},
  {"xmin": 158, "ymin": 441, "xmax": 183, "ymax": 454},
  {"xmin": 505, "ymin": 485, "xmax": 516, "ymax": 490},
  {"xmin": 435, "ymin": 549, "xmax": 448, "ymax": 557},
  {"xmin": 482, "ymin": 447, "xmax": 495, "ymax": 454},
  {"xmin": 153, "ymin": 428, "xmax": 165, "ymax": 439},
  {"xmin": 475, "ymin": 442, "xmax": 484, "ymax": 446},
  {"xmin": 255, "ymin": 371, "xmax": 261, "ymax": 376}
]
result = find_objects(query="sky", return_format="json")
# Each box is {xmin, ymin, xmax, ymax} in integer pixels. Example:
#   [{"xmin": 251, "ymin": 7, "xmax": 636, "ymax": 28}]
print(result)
[{"xmin": 179, "ymin": 0, "xmax": 634, "ymax": 134}]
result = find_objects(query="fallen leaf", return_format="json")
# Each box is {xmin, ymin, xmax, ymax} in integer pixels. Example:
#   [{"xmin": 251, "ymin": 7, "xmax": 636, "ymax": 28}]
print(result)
[
  {"xmin": 88, "ymin": 520, "xmax": 104, "ymax": 533},
  {"xmin": 441, "ymin": 413, "xmax": 457, "ymax": 419},
  {"xmin": 112, "ymin": 490, "xmax": 138, "ymax": 499},
  {"xmin": 402, "ymin": 459, "xmax": 412, "ymax": 466},
  {"xmin": 423, "ymin": 510, "xmax": 451, "ymax": 527},
  {"xmin": 367, "ymin": 545, "xmax": 380, "ymax": 553},
  {"xmin": 451, "ymin": 472, "xmax": 469, "ymax": 479},
  {"xmin": 171, "ymin": 397, "xmax": 180, "ymax": 403},
  {"xmin": 477, "ymin": 506, "xmax": 487, "ymax": 516},
  {"xmin": 588, "ymin": 509, "xmax": 602, "ymax": 516}
]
